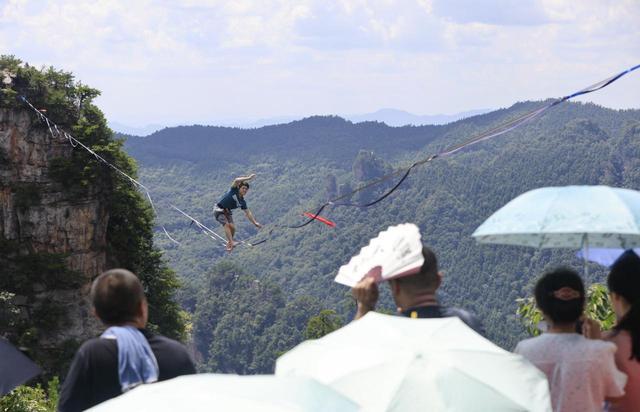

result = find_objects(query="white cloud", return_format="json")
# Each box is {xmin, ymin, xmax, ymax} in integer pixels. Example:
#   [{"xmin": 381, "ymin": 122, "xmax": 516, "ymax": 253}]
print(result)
[{"xmin": 1, "ymin": 0, "xmax": 638, "ymax": 124}]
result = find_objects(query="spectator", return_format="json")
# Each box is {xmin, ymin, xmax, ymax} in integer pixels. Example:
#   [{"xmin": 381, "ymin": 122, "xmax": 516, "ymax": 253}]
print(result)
[
  {"xmin": 605, "ymin": 250, "xmax": 640, "ymax": 412},
  {"xmin": 351, "ymin": 246, "xmax": 485, "ymax": 335},
  {"xmin": 514, "ymin": 268, "xmax": 626, "ymax": 412},
  {"xmin": 58, "ymin": 269, "xmax": 195, "ymax": 412}
]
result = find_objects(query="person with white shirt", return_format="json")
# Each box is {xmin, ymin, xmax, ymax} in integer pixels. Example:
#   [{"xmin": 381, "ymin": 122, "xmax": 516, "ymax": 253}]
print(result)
[{"xmin": 514, "ymin": 267, "xmax": 626, "ymax": 412}]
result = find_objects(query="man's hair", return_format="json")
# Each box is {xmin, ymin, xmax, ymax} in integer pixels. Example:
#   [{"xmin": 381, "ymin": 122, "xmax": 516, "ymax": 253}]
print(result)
[
  {"xmin": 90, "ymin": 269, "xmax": 145, "ymax": 325},
  {"xmin": 393, "ymin": 246, "xmax": 439, "ymax": 290},
  {"xmin": 239, "ymin": 182, "xmax": 250, "ymax": 189},
  {"xmin": 534, "ymin": 267, "xmax": 585, "ymax": 324}
]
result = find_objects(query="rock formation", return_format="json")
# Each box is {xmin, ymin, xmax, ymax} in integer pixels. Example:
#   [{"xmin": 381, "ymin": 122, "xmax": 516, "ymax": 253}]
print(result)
[{"xmin": 0, "ymin": 107, "xmax": 107, "ymax": 360}]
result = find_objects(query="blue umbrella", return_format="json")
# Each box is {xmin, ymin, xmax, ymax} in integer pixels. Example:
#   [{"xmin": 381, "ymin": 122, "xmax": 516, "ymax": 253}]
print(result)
[{"xmin": 472, "ymin": 186, "xmax": 640, "ymax": 276}]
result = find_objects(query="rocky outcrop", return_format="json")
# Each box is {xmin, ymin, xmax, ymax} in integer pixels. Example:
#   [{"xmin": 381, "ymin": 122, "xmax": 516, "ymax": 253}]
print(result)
[
  {"xmin": 0, "ymin": 108, "xmax": 108, "ymax": 348},
  {"xmin": 352, "ymin": 150, "xmax": 389, "ymax": 182},
  {"xmin": 324, "ymin": 174, "xmax": 337, "ymax": 200}
]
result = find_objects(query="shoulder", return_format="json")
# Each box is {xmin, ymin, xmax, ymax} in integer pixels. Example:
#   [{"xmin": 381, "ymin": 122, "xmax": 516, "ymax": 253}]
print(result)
[
  {"xmin": 443, "ymin": 306, "xmax": 476, "ymax": 320},
  {"xmin": 584, "ymin": 337, "xmax": 618, "ymax": 356},
  {"xmin": 443, "ymin": 306, "xmax": 485, "ymax": 334},
  {"xmin": 514, "ymin": 335, "xmax": 546, "ymax": 353},
  {"xmin": 605, "ymin": 329, "xmax": 631, "ymax": 346},
  {"xmin": 146, "ymin": 333, "xmax": 194, "ymax": 365},
  {"xmin": 148, "ymin": 333, "xmax": 187, "ymax": 350},
  {"xmin": 77, "ymin": 337, "xmax": 116, "ymax": 356}
]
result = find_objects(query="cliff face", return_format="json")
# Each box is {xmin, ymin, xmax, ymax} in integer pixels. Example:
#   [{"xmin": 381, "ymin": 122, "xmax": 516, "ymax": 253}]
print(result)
[{"xmin": 0, "ymin": 108, "xmax": 107, "ymax": 348}]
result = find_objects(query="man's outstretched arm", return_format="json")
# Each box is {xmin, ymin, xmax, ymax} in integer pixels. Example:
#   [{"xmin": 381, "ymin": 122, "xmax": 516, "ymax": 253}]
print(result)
[
  {"xmin": 232, "ymin": 173, "xmax": 256, "ymax": 187},
  {"xmin": 244, "ymin": 209, "xmax": 262, "ymax": 228}
]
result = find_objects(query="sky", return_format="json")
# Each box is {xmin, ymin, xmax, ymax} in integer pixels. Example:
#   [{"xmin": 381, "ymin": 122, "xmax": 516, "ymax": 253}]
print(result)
[{"xmin": 1, "ymin": 0, "xmax": 639, "ymax": 127}]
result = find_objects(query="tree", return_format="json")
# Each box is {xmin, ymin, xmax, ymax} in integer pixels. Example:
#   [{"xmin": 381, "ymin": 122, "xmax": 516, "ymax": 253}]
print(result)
[{"xmin": 304, "ymin": 309, "xmax": 343, "ymax": 340}]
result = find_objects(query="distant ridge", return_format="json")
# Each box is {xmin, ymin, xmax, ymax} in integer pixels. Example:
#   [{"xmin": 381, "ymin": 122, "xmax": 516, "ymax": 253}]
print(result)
[
  {"xmin": 110, "ymin": 108, "xmax": 490, "ymax": 136},
  {"xmin": 345, "ymin": 108, "xmax": 491, "ymax": 127}
]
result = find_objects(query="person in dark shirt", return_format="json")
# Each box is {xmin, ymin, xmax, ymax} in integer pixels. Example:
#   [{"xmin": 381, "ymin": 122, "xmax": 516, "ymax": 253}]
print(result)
[
  {"xmin": 351, "ymin": 246, "xmax": 485, "ymax": 335},
  {"xmin": 214, "ymin": 173, "xmax": 262, "ymax": 251},
  {"xmin": 58, "ymin": 269, "xmax": 195, "ymax": 412}
]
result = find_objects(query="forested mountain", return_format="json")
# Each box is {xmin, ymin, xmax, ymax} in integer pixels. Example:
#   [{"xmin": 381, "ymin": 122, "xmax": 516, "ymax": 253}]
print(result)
[{"xmin": 124, "ymin": 101, "xmax": 640, "ymax": 374}]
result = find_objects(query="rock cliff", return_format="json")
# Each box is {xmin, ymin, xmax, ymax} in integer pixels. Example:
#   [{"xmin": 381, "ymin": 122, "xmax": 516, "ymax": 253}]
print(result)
[{"xmin": 0, "ymin": 107, "xmax": 107, "ymax": 358}]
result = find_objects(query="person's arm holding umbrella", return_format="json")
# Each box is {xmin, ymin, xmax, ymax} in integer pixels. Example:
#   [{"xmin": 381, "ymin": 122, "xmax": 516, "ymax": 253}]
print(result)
[{"xmin": 352, "ymin": 277, "xmax": 379, "ymax": 320}]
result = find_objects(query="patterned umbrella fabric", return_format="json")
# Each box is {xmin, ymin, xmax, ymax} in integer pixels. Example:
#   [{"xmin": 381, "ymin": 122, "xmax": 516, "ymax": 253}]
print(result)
[
  {"xmin": 472, "ymin": 186, "xmax": 640, "ymax": 249},
  {"xmin": 87, "ymin": 374, "xmax": 359, "ymax": 412},
  {"xmin": 276, "ymin": 313, "xmax": 551, "ymax": 412}
]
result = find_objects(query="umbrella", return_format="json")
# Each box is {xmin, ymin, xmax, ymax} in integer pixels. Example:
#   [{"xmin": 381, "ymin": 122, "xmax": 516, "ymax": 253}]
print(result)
[
  {"xmin": 0, "ymin": 337, "xmax": 41, "ymax": 396},
  {"xmin": 576, "ymin": 248, "xmax": 640, "ymax": 267},
  {"xmin": 276, "ymin": 313, "xmax": 551, "ymax": 412},
  {"xmin": 87, "ymin": 373, "xmax": 359, "ymax": 412},
  {"xmin": 472, "ymin": 185, "xmax": 640, "ymax": 275}
]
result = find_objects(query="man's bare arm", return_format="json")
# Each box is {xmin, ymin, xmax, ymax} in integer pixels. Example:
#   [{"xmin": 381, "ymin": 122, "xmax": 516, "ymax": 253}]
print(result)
[
  {"xmin": 232, "ymin": 173, "xmax": 256, "ymax": 187},
  {"xmin": 244, "ymin": 209, "xmax": 262, "ymax": 228},
  {"xmin": 352, "ymin": 277, "xmax": 379, "ymax": 320}
]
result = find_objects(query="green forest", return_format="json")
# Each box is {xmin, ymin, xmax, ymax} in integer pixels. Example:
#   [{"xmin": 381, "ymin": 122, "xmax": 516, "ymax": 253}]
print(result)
[{"xmin": 124, "ymin": 99, "xmax": 640, "ymax": 373}]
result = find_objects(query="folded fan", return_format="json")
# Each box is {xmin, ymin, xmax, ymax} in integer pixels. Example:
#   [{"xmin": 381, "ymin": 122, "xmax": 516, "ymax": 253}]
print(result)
[{"xmin": 335, "ymin": 223, "xmax": 424, "ymax": 287}]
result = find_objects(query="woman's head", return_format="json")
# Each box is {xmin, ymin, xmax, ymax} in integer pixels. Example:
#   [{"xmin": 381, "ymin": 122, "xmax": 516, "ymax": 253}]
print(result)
[
  {"xmin": 608, "ymin": 249, "xmax": 640, "ymax": 312},
  {"xmin": 534, "ymin": 267, "xmax": 585, "ymax": 325},
  {"xmin": 608, "ymin": 249, "xmax": 640, "ymax": 361}
]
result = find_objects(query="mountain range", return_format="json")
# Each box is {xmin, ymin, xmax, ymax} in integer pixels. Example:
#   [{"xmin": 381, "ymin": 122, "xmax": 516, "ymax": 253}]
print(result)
[{"xmin": 110, "ymin": 108, "xmax": 490, "ymax": 136}]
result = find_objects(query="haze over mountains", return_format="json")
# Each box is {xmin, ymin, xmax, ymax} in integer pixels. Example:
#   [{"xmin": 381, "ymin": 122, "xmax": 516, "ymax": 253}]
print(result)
[{"xmin": 110, "ymin": 107, "xmax": 490, "ymax": 136}]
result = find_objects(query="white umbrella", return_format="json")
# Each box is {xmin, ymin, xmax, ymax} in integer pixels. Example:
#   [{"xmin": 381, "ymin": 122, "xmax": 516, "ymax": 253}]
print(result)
[
  {"xmin": 276, "ymin": 313, "xmax": 551, "ymax": 412},
  {"xmin": 472, "ymin": 185, "xmax": 640, "ymax": 275},
  {"xmin": 87, "ymin": 374, "xmax": 360, "ymax": 412}
]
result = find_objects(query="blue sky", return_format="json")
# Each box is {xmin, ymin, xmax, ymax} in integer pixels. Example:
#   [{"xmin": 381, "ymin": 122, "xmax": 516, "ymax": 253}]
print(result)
[{"xmin": 1, "ymin": 0, "xmax": 639, "ymax": 126}]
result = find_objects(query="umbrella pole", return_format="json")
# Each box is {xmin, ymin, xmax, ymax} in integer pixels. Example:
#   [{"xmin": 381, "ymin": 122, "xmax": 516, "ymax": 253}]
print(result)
[{"xmin": 582, "ymin": 236, "xmax": 590, "ymax": 278}]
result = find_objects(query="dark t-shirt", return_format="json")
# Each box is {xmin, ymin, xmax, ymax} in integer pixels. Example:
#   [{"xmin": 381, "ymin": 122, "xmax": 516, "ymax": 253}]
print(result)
[
  {"xmin": 401, "ymin": 305, "xmax": 486, "ymax": 336},
  {"xmin": 58, "ymin": 329, "xmax": 195, "ymax": 412},
  {"xmin": 217, "ymin": 186, "xmax": 247, "ymax": 210}
]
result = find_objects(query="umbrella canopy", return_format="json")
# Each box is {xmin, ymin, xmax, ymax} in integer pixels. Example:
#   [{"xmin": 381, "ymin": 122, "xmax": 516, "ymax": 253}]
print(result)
[
  {"xmin": 276, "ymin": 313, "xmax": 551, "ymax": 412},
  {"xmin": 0, "ymin": 337, "xmax": 41, "ymax": 396},
  {"xmin": 87, "ymin": 373, "xmax": 359, "ymax": 412},
  {"xmin": 472, "ymin": 186, "xmax": 640, "ymax": 249}
]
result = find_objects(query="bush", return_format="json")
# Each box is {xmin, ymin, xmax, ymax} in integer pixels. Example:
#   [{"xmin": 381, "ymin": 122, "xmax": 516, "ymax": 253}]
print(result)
[{"xmin": 0, "ymin": 377, "xmax": 59, "ymax": 412}]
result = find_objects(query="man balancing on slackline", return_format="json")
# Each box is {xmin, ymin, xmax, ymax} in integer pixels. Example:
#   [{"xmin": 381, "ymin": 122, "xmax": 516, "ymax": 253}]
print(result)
[{"xmin": 214, "ymin": 173, "xmax": 262, "ymax": 251}]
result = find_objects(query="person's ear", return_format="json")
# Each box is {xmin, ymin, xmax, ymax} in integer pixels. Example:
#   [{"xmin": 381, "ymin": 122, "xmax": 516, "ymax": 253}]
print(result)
[
  {"xmin": 139, "ymin": 298, "xmax": 149, "ymax": 324},
  {"xmin": 436, "ymin": 271, "xmax": 443, "ymax": 289},
  {"xmin": 389, "ymin": 279, "xmax": 401, "ymax": 295}
]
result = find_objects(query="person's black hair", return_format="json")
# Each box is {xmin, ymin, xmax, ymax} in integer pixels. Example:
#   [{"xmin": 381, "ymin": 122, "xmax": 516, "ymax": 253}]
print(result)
[
  {"xmin": 90, "ymin": 268, "xmax": 145, "ymax": 325},
  {"xmin": 608, "ymin": 249, "xmax": 640, "ymax": 361},
  {"xmin": 239, "ymin": 182, "xmax": 250, "ymax": 189},
  {"xmin": 394, "ymin": 246, "xmax": 439, "ymax": 290},
  {"xmin": 534, "ymin": 267, "xmax": 585, "ymax": 324}
]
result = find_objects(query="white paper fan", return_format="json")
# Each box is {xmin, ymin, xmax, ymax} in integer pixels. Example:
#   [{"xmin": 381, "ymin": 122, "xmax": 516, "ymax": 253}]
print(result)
[{"xmin": 334, "ymin": 223, "xmax": 424, "ymax": 287}]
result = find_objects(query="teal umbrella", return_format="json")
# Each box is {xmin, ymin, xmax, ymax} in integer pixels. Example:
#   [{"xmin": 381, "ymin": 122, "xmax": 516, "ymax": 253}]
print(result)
[
  {"xmin": 277, "ymin": 313, "xmax": 551, "ymax": 412},
  {"xmin": 87, "ymin": 374, "xmax": 359, "ymax": 412},
  {"xmin": 472, "ymin": 185, "xmax": 640, "ymax": 275}
]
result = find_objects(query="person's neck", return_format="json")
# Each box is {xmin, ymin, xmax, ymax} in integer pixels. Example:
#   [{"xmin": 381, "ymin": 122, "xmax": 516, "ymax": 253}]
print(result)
[
  {"xmin": 547, "ymin": 322, "xmax": 576, "ymax": 334},
  {"xmin": 402, "ymin": 291, "xmax": 438, "ymax": 311},
  {"xmin": 108, "ymin": 320, "xmax": 145, "ymax": 329}
]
